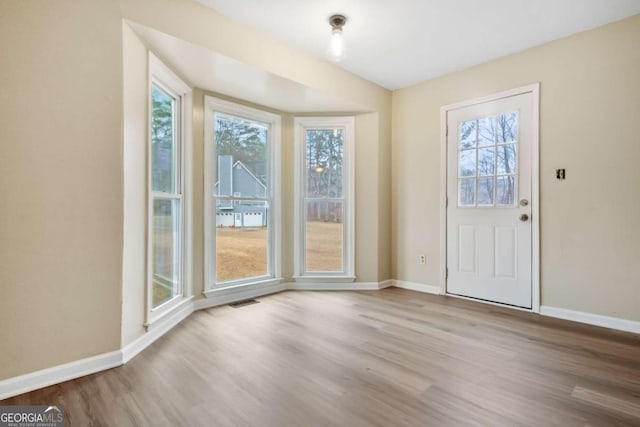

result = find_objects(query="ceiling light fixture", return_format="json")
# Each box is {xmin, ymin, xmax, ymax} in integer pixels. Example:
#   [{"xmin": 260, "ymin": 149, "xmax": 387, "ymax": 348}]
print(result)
[{"xmin": 326, "ymin": 14, "xmax": 347, "ymax": 62}]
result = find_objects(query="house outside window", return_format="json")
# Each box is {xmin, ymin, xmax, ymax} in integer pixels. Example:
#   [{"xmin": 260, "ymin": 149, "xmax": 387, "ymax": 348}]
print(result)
[{"xmin": 204, "ymin": 97, "xmax": 281, "ymax": 289}]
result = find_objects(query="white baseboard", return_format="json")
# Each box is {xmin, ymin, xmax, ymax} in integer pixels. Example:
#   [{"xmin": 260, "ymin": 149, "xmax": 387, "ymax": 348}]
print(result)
[
  {"xmin": 540, "ymin": 306, "xmax": 640, "ymax": 334},
  {"xmin": 286, "ymin": 281, "xmax": 382, "ymax": 291},
  {"xmin": 378, "ymin": 279, "xmax": 395, "ymax": 289},
  {"xmin": 0, "ymin": 351, "xmax": 122, "ymax": 401},
  {"xmin": 195, "ymin": 279, "xmax": 287, "ymax": 311},
  {"xmin": 122, "ymin": 299, "xmax": 194, "ymax": 364},
  {"xmin": 392, "ymin": 280, "xmax": 442, "ymax": 295}
]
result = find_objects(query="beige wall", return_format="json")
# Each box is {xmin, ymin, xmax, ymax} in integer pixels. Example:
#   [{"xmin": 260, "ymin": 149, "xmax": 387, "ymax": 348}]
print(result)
[
  {"xmin": 392, "ymin": 14, "xmax": 640, "ymax": 321},
  {"xmin": 1, "ymin": 0, "xmax": 392, "ymax": 378},
  {"xmin": 12, "ymin": 0, "xmax": 636, "ymax": 384},
  {"xmin": 377, "ymin": 112, "xmax": 393, "ymax": 282},
  {"xmin": 354, "ymin": 113, "xmax": 381, "ymax": 282},
  {"xmin": 0, "ymin": 0, "xmax": 124, "ymax": 379}
]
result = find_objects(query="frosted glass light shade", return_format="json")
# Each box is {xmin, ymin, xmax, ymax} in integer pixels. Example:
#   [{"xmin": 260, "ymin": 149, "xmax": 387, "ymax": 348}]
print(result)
[{"xmin": 326, "ymin": 29, "xmax": 346, "ymax": 62}]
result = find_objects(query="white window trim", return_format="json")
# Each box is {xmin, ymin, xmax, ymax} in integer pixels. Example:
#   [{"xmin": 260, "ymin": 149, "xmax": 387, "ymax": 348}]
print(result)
[
  {"xmin": 203, "ymin": 96, "xmax": 282, "ymax": 295},
  {"xmin": 146, "ymin": 52, "xmax": 193, "ymax": 328},
  {"xmin": 293, "ymin": 116, "xmax": 355, "ymax": 281}
]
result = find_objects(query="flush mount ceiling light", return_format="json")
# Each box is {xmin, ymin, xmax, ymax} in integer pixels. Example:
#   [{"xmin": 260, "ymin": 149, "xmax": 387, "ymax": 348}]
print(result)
[{"xmin": 326, "ymin": 14, "xmax": 347, "ymax": 62}]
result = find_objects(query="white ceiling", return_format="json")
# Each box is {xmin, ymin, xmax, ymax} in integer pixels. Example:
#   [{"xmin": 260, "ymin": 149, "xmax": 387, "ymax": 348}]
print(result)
[
  {"xmin": 196, "ymin": 0, "xmax": 640, "ymax": 90},
  {"xmin": 129, "ymin": 22, "xmax": 369, "ymax": 113}
]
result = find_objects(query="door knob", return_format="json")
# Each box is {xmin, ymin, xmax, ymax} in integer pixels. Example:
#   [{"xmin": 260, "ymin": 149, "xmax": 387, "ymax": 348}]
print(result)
[{"xmin": 519, "ymin": 214, "xmax": 529, "ymax": 222}]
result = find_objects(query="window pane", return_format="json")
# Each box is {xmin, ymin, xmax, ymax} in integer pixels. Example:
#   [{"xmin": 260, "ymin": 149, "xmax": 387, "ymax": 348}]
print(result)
[
  {"xmin": 497, "ymin": 143, "xmax": 517, "ymax": 175},
  {"xmin": 459, "ymin": 120, "xmax": 476, "ymax": 149},
  {"xmin": 478, "ymin": 116, "xmax": 495, "ymax": 146},
  {"xmin": 458, "ymin": 178, "xmax": 475, "ymax": 206},
  {"xmin": 214, "ymin": 113, "xmax": 268, "ymax": 197},
  {"xmin": 496, "ymin": 176, "xmax": 516, "ymax": 205},
  {"xmin": 151, "ymin": 85, "xmax": 177, "ymax": 193},
  {"xmin": 215, "ymin": 203, "xmax": 268, "ymax": 282},
  {"xmin": 305, "ymin": 129, "xmax": 344, "ymax": 198},
  {"xmin": 477, "ymin": 177, "xmax": 495, "ymax": 206},
  {"xmin": 305, "ymin": 200, "xmax": 343, "ymax": 272},
  {"xmin": 152, "ymin": 198, "xmax": 180, "ymax": 308},
  {"xmin": 477, "ymin": 147, "xmax": 495, "ymax": 176},
  {"xmin": 459, "ymin": 149, "xmax": 475, "ymax": 177},
  {"xmin": 497, "ymin": 112, "xmax": 517, "ymax": 143},
  {"xmin": 213, "ymin": 112, "xmax": 271, "ymax": 285}
]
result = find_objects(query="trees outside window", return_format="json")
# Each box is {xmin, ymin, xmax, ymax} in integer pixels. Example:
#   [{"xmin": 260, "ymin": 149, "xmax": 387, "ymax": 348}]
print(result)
[
  {"xmin": 204, "ymin": 97, "xmax": 281, "ymax": 289},
  {"xmin": 294, "ymin": 117, "xmax": 354, "ymax": 279},
  {"xmin": 147, "ymin": 53, "xmax": 192, "ymax": 320}
]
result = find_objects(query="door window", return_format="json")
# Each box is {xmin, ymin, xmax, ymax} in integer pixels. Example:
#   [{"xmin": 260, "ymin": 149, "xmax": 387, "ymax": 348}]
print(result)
[{"xmin": 458, "ymin": 112, "xmax": 518, "ymax": 207}]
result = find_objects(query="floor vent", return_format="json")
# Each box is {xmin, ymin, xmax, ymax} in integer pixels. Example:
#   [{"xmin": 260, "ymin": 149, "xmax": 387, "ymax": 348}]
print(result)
[{"xmin": 229, "ymin": 299, "xmax": 260, "ymax": 308}]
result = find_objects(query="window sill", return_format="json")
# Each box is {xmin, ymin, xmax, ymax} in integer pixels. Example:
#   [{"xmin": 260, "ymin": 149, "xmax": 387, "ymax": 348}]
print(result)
[
  {"xmin": 198, "ymin": 278, "xmax": 285, "ymax": 310},
  {"xmin": 145, "ymin": 296, "xmax": 194, "ymax": 331},
  {"xmin": 203, "ymin": 277, "xmax": 284, "ymax": 299},
  {"xmin": 292, "ymin": 276, "xmax": 356, "ymax": 283}
]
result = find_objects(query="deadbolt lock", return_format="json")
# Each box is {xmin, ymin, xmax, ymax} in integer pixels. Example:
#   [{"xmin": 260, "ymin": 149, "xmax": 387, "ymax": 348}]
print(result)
[{"xmin": 520, "ymin": 199, "xmax": 529, "ymax": 207}]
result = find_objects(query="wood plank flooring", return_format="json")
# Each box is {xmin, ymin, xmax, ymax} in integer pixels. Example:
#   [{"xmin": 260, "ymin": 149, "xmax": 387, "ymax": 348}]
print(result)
[{"xmin": 3, "ymin": 288, "xmax": 639, "ymax": 426}]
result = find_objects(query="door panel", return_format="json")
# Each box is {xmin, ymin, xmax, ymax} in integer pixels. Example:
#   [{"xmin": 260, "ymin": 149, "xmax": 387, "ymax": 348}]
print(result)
[
  {"xmin": 458, "ymin": 225, "xmax": 477, "ymax": 273},
  {"xmin": 494, "ymin": 226, "xmax": 516, "ymax": 278},
  {"xmin": 447, "ymin": 93, "xmax": 533, "ymax": 308}
]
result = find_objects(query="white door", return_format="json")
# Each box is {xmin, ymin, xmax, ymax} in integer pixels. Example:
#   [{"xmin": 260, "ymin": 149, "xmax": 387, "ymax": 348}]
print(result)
[
  {"xmin": 446, "ymin": 92, "xmax": 534, "ymax": 308},
  {"xmin": 234, "ymin": 212, "xmax": 242, "ymax": 227}
]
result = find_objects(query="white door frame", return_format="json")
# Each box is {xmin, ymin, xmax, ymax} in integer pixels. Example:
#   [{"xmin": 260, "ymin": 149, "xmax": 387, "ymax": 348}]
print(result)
[{"xmin": 439, "ymin": 83, "xmax": 540, "ymax": 312}]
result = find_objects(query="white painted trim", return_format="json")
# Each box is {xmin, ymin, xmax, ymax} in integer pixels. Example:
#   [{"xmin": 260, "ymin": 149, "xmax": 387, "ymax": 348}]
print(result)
[
  {"xmin": 292, "ymin": 276, "xmax": 355, "ymax": 283},
  {"xmin": 439, "ymin": 107, "xmax": 448, "ymax": 296},
  {"xmin": 204, "ymin": 96, "xmax": 282, "ymax": 291},
  {"xmin": 197, "ymin": 278, "xmax": 286, "ymax": 310},
  {"xmin": 530, "ymin": 84, "xmax": 541, "ymax": 312},
  {"xmin": 443, "ymin": 84, "xmax": 541, "ymax": 112},
  {"xmin": 439, "ymin": 83, "xmax": 541, "ymax": 312},
  {"xmin": 540, "ymin": 306, "xmax": 640, "ymax": 335},
  {"xmin": 286, "ymin": 281, "xmax": 381, "ymax": 291},
  {"xmin": 392, "ymin": 280, "xmax": 442, "ymax": 295},
  {"xmin": 183, "ymin": 87, "xmax": 194, "ymax": 302},
  {"xmin": 378, "ymin": 279, "xmax": 394, "ymax": 289},
  {"xmin": 0, "ymin": 351, "xmax": 122, "ymax": 401},
  {"xmin": 146, "ymin": 52, "xmax": 193, "ymax": 325},
  {"xmin": 293, "ymin": 116, "xmax": 356, "ymax": 279},
  {"xmin": 143, "ymin": 296, "xmax": 193, "ymax": 331},
  {"xmin": 126, "ymin": 298, "xmax": 194, "ymax": 362}
]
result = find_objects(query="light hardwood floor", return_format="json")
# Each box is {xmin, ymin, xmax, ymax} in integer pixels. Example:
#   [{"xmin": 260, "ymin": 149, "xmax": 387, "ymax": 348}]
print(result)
[{"xmin": 3, "ymin": 288, "xmax": 640, "ymax": 426}]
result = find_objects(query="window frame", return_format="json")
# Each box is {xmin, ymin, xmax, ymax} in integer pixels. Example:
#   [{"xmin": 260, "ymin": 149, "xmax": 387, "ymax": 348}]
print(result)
[
  {"xmin": 203, "ymin": 96, "xmax": 282, "ymax": 291},
  {"xmin": 146, "ymin": 53, "xmax": 193, "ymax": 326},
  {"xmin": 293, "ymin": 116, "xmax": 355, "ymax": 282}
]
